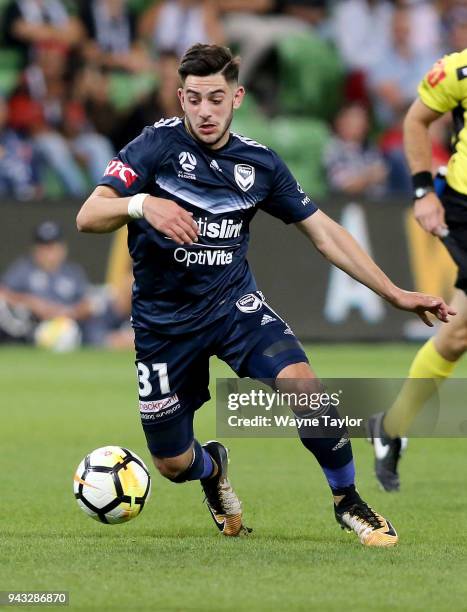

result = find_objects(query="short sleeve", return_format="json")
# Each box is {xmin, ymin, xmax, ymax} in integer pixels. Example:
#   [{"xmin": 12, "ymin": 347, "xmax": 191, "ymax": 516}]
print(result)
[
  {"xmin": 260, "ymin": 152, "xmax": 318, "ymax": 224},
  {"xmin": 418, "ymin": 54, "xmax": 461, "ymax": 113},
  {"xmin": 98, "ymin": 126, "xmax": 163, "ymax": 196}
]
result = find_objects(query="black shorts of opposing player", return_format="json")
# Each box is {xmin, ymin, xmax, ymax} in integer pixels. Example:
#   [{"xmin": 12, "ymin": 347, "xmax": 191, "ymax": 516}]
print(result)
[
  {"xmin": 441, "ymin": 185, "xmax": 467, "ymax": 294},
  {"xmin": 134, "ymin": 291, "xmax": 308, "ymax": 457}
]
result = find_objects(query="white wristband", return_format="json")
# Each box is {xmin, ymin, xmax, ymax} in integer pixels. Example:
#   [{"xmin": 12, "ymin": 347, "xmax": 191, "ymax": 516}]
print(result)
[{"xmin": 128, "ymin": 193, "xmax": 148, "ymax": 219}]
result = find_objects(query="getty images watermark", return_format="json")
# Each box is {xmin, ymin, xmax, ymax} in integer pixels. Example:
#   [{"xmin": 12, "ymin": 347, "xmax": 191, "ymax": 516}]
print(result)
[
  {"xmin": 226, "ymin": 388, "xmax": 363, "ymax": 430},
  {"xmin": 216, "ymin": 378, "xmax": 467, "ymax": 438}
]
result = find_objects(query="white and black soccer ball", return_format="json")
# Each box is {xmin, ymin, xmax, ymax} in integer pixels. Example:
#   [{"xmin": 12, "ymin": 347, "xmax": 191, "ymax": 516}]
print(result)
[
  {"xmin": 73, "ymin": 446, "xmax": 151, "ymax": 524},
  {"xmin": 35, "ymin": 316, "xmax": 81, "ymax": 352}
]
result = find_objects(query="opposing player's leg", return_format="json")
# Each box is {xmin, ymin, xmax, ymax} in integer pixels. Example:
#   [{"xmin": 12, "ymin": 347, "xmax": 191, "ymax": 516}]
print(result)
[
  {"xmin": 369, "ymin": 289, "xmax": 467, "ymax": 492},
  {"xmin": 370, "ymin": 187, "xmax": 467, "ymax": 491},
  {"xmin": 218, "ymin": 292, "xmax": 397, "ymax": 546},
  {"xmin": 134, "ymin": 326, "xmax": 248, "ymax": 536}
]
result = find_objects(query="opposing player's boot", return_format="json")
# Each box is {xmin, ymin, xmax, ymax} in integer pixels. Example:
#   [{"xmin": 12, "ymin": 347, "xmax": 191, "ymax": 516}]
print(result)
[
  {"xmin": 367, "ymin": 412, "xmax": 407, "ymax": 492},
  {"xmin": 335, "ymin": 490, "xmax": 398, "ymax": 547},
  {"xmin": 200, "ymin": 440, "xmax": 251, "ymax": 536}
]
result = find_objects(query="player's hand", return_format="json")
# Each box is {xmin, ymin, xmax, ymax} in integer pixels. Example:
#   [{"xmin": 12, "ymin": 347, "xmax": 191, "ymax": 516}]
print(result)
[
  {"xmin": 143, "ymin": 196, "xmax": 199, "ymax": 245},
  {"xmin": 390, "ymin": 289, "xmax": 456, "ymax": 327},
  {"xmin": 414, "ymin": 192, "xmax": 448, "ymax": 238}
]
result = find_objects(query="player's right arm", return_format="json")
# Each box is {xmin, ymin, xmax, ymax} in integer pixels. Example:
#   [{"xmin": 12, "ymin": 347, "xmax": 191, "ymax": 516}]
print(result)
[
  {"xmin": 406, "ymin": 53, "xmax": 461, "ymax": 237},
  {"xmin": 404, "ymin": 99, "xmax": 446, "ymax": 236},
  {"xmin": 76, "ymin": 125, "xmax": 198, "ymax": 244},
  {"xmin": 77, "ymin": 186, "xmax": 198, "ymax": 245},
  {"xmin": 76, "ymin": 186, "xmax": 134, "ymax": 233}
]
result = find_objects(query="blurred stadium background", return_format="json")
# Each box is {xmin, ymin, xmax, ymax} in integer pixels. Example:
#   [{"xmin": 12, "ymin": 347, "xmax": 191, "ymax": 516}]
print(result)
[{"xmin": 1, "ymin": 0, "xmax": 464, "ymax": 347}]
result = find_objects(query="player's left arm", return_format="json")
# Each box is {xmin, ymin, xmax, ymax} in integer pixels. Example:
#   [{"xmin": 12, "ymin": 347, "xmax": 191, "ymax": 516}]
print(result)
[{"xmin": 297, "ymin": 210, "xmax": 455, "ymax": 326}]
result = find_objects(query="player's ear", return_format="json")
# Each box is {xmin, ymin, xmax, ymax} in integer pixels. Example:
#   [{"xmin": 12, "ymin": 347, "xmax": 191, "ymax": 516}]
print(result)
[
  {"xmin": 233, "ymin": 86, "xmax": 245, "ymax": 110},
  {"xmin": 177, "ymin": 88, "xmax": 185, "ymax": 111}
]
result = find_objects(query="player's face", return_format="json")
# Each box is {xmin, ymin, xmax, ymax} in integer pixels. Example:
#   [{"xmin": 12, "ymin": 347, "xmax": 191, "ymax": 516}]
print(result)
[{"xmin": 178, "ymin": 73, "xmax": 245, "ymax": 149}]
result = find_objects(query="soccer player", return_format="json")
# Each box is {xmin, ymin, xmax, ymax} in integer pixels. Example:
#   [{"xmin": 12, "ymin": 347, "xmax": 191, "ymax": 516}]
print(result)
[
  {"xmin": 368, "ymin": 51, "xmax": 467, "ymax": 491},
  {"xmin": 77, "ymin": 44, "xmax": 453, "ymax": 546}
]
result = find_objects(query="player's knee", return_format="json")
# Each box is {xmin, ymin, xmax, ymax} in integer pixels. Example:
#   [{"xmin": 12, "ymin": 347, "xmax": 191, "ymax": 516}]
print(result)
[
  {"xmin": 442, "ymin": 325, "xmax": 467, "ymax": 358},
  {"xmin": 456, "ymin": 325, "xmax": 467, "ymax": 354},
  {"xmin": 152, "ymin": 454, "xmax": 192, "ymax": 480},
  {"xmin": 276, "ymin": 362, "xmax": 314, "ymax": 381},
  {"xmin": 276, "ymin": 362, "xmax": 321, "ymax": 399}
]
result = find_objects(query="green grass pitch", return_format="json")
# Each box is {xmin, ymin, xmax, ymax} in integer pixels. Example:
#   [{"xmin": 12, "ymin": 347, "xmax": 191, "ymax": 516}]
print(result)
[{"xmin": 1, "ymin": 344, "xmax": 467, "ymax": 611}]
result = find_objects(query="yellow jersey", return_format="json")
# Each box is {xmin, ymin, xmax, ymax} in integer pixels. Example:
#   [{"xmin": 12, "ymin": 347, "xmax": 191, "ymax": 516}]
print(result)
[{"xmin": 418, "ymin": 49, "xmax": 467, "ymax": 196}]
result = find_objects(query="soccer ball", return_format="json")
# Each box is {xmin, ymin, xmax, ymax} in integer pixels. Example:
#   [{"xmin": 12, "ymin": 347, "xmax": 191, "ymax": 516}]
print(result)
[
  {"xmin": 73, "ymin": 446, "xmax": 151, "ymax": 524},
  {"xmin": 34, "ymin": 316, "xmax": 81, "ymax": 352}
]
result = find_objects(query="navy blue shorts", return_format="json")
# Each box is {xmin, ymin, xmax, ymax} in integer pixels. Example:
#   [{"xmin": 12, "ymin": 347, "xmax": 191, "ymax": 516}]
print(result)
[{"xmin": 134, "ymin": 291, "xmax": 308, "ymax": 457}]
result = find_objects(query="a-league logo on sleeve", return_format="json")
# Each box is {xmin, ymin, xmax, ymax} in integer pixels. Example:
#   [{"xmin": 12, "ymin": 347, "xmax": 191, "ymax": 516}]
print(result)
[{"xmin": 104, "ymin": 159, "xmax": 139, "ymax": 188}]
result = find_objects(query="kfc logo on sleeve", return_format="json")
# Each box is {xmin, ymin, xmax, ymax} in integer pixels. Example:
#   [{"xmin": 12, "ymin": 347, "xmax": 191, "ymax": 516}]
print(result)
[{"xmin": 104, "ymin": 159, "xmax": 138, "ymax": 187}]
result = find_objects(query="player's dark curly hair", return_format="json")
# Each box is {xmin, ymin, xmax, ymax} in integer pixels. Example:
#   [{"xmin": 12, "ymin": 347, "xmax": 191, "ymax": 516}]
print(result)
[{"xmin": 178, "ymin": 44, "xmax": 240, "ymax": 83}]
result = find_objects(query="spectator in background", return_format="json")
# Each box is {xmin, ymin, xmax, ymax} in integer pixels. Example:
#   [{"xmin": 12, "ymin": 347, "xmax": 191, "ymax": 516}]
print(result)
[
  {"xmin": 80, "ymin": 0, "xmax": 153, "ymax": 74},
  {"xmin": 332, "ymin": 0, "xmax": 394, "ymax": 104},
  {"xmin": 281, "ymin": 0, "xmax": 327, "ymax": 28},
  {"xmin": 0, "ymin": 95, "xmax": 41, "ymax": 200},
  {"xmin": 0, "ymin": 220, "xmax": 132, "ymax": 348},
  {"xmin": 443, "ymin": 5, "xmax": 467, "ymax": 53},
  {"xmin": 2, "ymin": 0, "xmax": 83, "ymax": 67},
  {"xmin": 219, "ymin": 0, "xmax": 310, "ymax": 86},
  {"xmin": 139, "ymin": 0, "xmax": 224, "ymax": 58},
  {"xmin": 332, "ymin": 0, "xmax": 393, "ymax": 74},
  {"xmin": 333, "ymin": 0, "xmax": 440, "ymax": 73},
  {"xmin": 333, "ymin": 0, "xmax": 441, "ymax": 105},
  {"xmin": 8, "ymin": 43, "xmax": 114, "ymax": 196},
  {"xmin": 113, "ymin": 52, "xmax": 181, "ymax": 147},
  {"xmin": 75, "ymin": 0, "xmax": 156, "ymax": 151},
  {"xmin": 0, "ymin": 221, "xmax": 92, "ymax": 344},
  {"xmin": 400, "ymin": 0, "xmax": 441, "ymax": 57},
  {"xmin": 324, "ymin": 102, "xmax": 388, "ymax": 197},
  {"xmin": 368, "ymin": 6, "xmax": 438, "ymax": 127}
]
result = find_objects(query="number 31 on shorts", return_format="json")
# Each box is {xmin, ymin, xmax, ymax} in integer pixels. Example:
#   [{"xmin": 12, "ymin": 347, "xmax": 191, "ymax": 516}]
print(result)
[{"xmin": 137, "ymin": 362, "xmax": 171, "ymax": 397}]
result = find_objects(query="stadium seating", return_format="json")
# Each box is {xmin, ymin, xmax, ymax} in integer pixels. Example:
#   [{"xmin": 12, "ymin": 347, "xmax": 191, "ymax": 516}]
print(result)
[
  {"xmin": 233, "ymin": 98, "xmax": 331, "ymax": 197},
  {"xmin": 109, "ymin": 72, "xmax": 158, "ymax": 111},
  {"xmin": 276, "ymin": 33, "xmax": 345, "ymax": 121},
  {"xmin": 272, "ymin": 117, "xmax": 330, "ymax": 198},
  {"xmin": 0, "ymin": 48, "xmax": 21, "ymax": 97}
]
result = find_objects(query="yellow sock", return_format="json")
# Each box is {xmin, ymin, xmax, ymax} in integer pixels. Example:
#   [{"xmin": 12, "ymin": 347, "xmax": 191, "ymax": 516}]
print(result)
[
  {"xmin": 384, "ymin": 339, "xmax": 457, "ymax": 438},
  {"xmin": 408, "ymin": 339, "xmax": 457, "ymax": 379}
]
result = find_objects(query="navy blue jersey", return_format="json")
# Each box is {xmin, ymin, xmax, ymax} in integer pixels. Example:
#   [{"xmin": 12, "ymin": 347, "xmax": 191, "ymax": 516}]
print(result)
[{"xmin": 98, "ymin": 117, "xmax": 318, "ymax": 334}]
